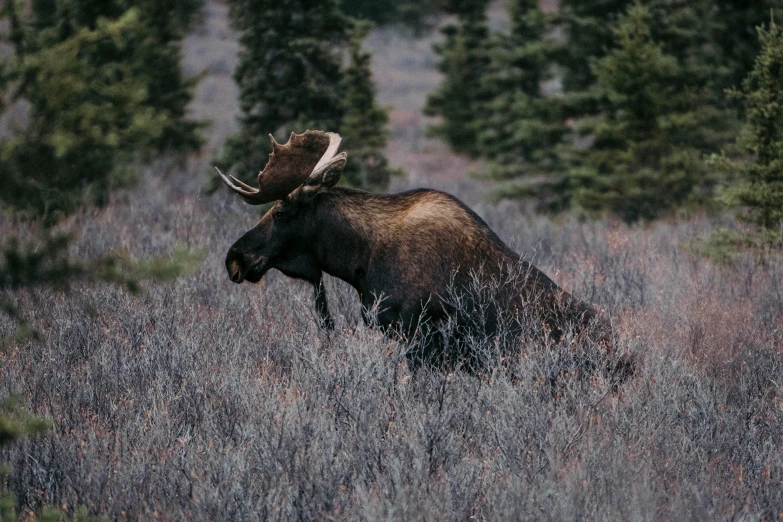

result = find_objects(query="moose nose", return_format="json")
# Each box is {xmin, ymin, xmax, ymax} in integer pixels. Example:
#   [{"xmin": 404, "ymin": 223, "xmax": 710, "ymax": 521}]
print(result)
[{"xmin": 225, "ymin": 250, "xmax": 245, "ymax": 284}]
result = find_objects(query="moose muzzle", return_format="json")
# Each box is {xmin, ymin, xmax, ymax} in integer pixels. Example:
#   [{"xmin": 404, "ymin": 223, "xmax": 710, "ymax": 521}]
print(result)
[
  {"xmin": 225, "ymin": 249, "xmax": 268, "ymax": 284},
  {"xmin": 225, "ymin": 250, "xmax": 245, "ymax": 284}
]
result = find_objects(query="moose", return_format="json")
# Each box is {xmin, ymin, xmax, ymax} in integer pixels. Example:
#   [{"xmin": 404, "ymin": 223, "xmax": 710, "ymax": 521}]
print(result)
[{"xmin": 218, "ymin": 130, "xmax": 611, "ymax": 370}]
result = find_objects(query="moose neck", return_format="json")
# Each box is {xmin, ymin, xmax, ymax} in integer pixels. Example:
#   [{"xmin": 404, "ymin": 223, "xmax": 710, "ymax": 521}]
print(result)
[{"xmin": 310, "ymin": 188, "xmax": 381, "ymax": 292}]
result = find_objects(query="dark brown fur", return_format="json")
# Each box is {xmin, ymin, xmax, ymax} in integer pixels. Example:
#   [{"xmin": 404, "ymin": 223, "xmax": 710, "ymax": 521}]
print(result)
[{"xmin": 226, "ymin": 175, "xmax": 610, "ymax": 370}]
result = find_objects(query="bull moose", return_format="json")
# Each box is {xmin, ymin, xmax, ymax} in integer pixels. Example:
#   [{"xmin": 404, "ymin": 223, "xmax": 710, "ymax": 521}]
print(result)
[{"xmin": 218, "ymin": 130, "xmax": 610, "ymax": 370}]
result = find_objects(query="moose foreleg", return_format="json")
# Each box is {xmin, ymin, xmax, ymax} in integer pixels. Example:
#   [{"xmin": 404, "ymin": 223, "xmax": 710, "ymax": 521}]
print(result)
[{"xmin": 313, "ymin": 278, "xmax": 334, "ymax": 330}]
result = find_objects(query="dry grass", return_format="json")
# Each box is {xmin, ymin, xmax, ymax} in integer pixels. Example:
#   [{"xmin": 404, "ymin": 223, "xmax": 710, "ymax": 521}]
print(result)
[{"xmin": 2, "ymin": 170, "xmax": 783, "ymax": 520}]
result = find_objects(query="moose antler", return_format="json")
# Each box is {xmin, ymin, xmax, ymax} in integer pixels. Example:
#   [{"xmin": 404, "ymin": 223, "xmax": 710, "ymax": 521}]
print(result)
[{"xmin": 217, "ymin": 130, "xmax": 346, "ymax": 204}]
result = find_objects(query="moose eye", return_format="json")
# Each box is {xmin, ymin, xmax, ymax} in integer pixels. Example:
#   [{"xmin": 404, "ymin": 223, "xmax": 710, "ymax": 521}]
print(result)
[{"xmin": 273, "ymin": 202, "xmax": 295, "ymax": 220}]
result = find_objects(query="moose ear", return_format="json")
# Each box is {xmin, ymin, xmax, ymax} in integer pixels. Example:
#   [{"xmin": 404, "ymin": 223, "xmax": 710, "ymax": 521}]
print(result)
[{"xmin": 301, "ymin": 152, "xmax": 347, "ymax": 194}]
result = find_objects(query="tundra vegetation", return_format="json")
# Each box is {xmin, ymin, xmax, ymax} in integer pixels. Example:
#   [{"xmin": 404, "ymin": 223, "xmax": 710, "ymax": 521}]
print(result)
[
  {"xmin": 2, "ymin": 176, "xmax": 783, "ymax": 520},
  {"xmin": 0, "ymin": 0, "xmax": 783, "ymax": 520}
]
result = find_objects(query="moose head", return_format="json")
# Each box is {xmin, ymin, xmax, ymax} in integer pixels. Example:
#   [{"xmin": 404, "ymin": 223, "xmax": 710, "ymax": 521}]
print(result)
[{"xmin": 218, "ymin": 130, "xmax": 346, "ymax": 286}]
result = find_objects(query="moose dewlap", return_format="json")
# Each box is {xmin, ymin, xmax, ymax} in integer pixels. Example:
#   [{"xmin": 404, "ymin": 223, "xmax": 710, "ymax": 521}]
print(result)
[{"xmin": 218, "ymin": 130, "xmax": 608, "ymax": 370}]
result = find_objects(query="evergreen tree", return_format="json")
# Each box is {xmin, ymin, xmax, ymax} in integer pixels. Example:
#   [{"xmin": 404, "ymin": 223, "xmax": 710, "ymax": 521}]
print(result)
[
  {"xmin": 219, "ymin": 0, "xmax": 352, "ymax": 181},
  {"xmin": 468, "ymin": 0, "xmax": 771, "ymax": 217},
  {"xmin": 423, "ymin": 0, "xmax": 491, "ymax": 158},
  {"xmin": 339, "ymin": 0, "xmax": 440, "ymax": 31},
  {"xmin": 567, "ymin": 3, "xmax": 731, "ymax": 222},
  {"xmin": 32, "ymin": 0, "xmax": 202, "ymax": 35},
  {"xmin": 28, "ymin": 0, "xmax": 204, "ymax": 154},
  {"xmin": 477, "ymin": 0, "xmax": 568, "ymax": 211},
  {"xmin": 0, "ymin": 1, "xmax": 204, "ymax": 316},
  {"xmin": 652, "ymin": 0, "xmax": 739, "ymax": 157},
  {"xmin": 1, "ymin": 8, "xmax": 196, "ymax": 223},
  {"xmin": 555, "ymin": 0, "xmax": 776, "ymax": 117},
  {"xmin": 0, "ymin": 0, "xmax": 205, "ymax": 295},
  {"xmin": 219, "ymin": 0, "xmax": 393, "ymax": 191},
  {"xmin": 535, "ymin": 0, "xmax": 741, "ymax": 222},
  {"xmin": 340, "ymin": 22, "xmax": 398, "ymax": 191},
  {"xmin": 712, "ymin": 18, "xmax": 783, "ymax": 243},
  {"xmin": 712, "ymin": 0, "xmax": 783, "ymax": 89},
  {"xmin": 556, "ymin": 0, "xmax": 631, "ymax": 114}
]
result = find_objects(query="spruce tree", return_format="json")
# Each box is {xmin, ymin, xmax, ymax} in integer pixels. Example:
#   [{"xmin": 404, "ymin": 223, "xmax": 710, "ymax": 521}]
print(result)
[
  {"xmin": 32, "ymin": 0, "xmax": 202, "ymax": 35},
  {"xmin": 467, "ymin": 0, "xmax": 774, "ymax": 218},
  {"xmin": 485, "ymin": 0, "xmax": 632, "ymax": 212},
  {"xmin": 29, "ymin": 0, "xmax": 204, "ymax": 154},
  {"xmin": 340, "ymin": 22, "xmax": 397, "ymax": 191},
  {"xmin": 219, "ymin": 0, "xmax": 352, "ymax": 182},
  {"xmin": 219, "ymin": 0, "xmax": 393, "ymax": 191},
  {"xmin": 713, "ymin": 18, "xmax": 783, "ymax": 243},
  {"xmin": 0, "ymin": 2, "xmax": 204, "ymax": 308},
  {"xmin": 339, "ymin": 0, "xmax": 440, "ymax": 30},
  {"xmin": 1, "ymin": 8, "xmax": 196, "ymax": 222},
  {"xmin": 557, "ymin": 0, "xmax": 631, "ymax": 111},
  {"xmin": 477, "ymin": 0, "xmax": 568, "ymax": 211},
  {"xmin": 423, "ymin": 0, "xmax": 491, "ymax": 158},
  {"xmin": 556, "ymin": 0, "xmax": 775, "ymax": 118},
  {"xmin": 567, "ymin": 3, "xmax": 723, "ymax": 222},
  {"xmin": 712, "ymin": 0, "xmax": 783, "ymax": 89},
  {"xmin": 646, "ymin": 0, "xmax": 735, "ymax": 150}
]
